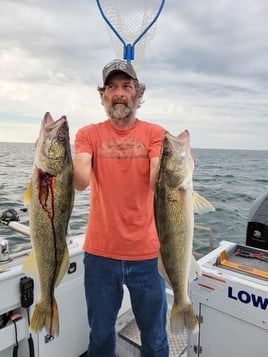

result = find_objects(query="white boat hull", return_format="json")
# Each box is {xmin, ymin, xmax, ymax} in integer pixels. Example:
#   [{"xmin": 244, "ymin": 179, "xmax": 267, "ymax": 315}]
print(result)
[
  {"xmin": 2, "ymin": 233, "xmax": 268, "ymax": 357},
  {"xmin": 0, "ymin": 235, "xmax": 88, "ymax": 357}
]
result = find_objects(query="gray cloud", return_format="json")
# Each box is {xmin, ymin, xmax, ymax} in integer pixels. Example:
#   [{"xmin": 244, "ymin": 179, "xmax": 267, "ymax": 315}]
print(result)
[{"xmin": 0, "ymin": 0, "xmax": 267, "ymax": 149}]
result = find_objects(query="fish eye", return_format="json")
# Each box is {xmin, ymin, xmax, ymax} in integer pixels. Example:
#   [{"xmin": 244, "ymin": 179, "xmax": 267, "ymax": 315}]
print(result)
[
  {"xmin": 58, "ymin": 133, "xmax": 66, "ymax": 143},
  {"xmin": 163, "ymin": 148, "xmax": 171, "ymax": 156}
]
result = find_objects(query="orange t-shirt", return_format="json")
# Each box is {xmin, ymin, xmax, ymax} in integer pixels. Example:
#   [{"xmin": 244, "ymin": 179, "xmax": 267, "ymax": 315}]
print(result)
[{"xmin": 74, "ymin": 119, "xmax": 165, "ymax": 260}]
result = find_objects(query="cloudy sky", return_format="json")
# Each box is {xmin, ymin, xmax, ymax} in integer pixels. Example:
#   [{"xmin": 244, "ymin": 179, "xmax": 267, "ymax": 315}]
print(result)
[{"xmin": 0, "ymin": 0, "xmax": 267, "ymax": 149}]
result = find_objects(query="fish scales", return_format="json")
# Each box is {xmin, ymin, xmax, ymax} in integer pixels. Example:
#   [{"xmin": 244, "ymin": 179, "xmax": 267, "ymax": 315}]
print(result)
[
  {"xmin": 154, "ymin": 130, "xmax": 214, "ymax": 334},
  {"xmin": 23, "ymin": 112, "xmax": 74, "ymax": 336}
]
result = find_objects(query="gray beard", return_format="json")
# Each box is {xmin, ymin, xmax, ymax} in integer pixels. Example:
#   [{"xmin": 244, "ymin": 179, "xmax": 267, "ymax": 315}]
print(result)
[
  {"xmin": 109, "ymin": 105, "xmax": 131, "ymax": 119},
  {"xmin": 106, "ymin": 103, "xmax": 135, "ymax": 119}
]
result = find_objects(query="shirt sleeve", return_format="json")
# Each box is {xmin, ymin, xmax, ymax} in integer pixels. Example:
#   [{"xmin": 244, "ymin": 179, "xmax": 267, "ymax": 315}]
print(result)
[
  {"xmin": 148, "ymin": 124, "xmax": 165, "ymax": 160},
  {"xmin": 74, "ymin": 125, "xmax": 94, "ymax": 155}
]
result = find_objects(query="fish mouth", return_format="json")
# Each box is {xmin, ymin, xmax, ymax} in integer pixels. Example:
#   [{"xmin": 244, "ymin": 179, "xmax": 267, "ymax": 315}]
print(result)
[
  {"xmin": 43, "ymin": 112, "xmax": 67, "ymax": 136},
  {"xmin": 42, "ymin": 113, "xmax": 69, "ymax": 145},
  {"xmin": 161, "ymin": 130, "xmax": 194, "ymax": 190},
  {"xmin": 40, "ymin": 113, "xmax": 70, "ymax": 162},
  {"xmin": 165, "ymin": 130, "xmax": 190, "ymax": 149},
  {"xmin": 177, "ymin": 129, "xmax": 190, "ymax": 141}
]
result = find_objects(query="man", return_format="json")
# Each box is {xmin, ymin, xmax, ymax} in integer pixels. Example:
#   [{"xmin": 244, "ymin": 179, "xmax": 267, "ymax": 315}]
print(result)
[{"xmin": 73, "ymin": 59, "xmax": 169, "ymax": 357}]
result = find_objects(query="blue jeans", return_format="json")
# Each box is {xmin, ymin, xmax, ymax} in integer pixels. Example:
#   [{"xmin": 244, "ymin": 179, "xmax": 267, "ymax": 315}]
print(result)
[{"xmin": 84, "ymin": 253, "xmax": 169, "ymax": 357}]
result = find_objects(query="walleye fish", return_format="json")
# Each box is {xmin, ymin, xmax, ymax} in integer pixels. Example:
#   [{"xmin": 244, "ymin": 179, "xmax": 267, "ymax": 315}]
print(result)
[
  {"xmin": 154, "ymin": 130, "xmax": 214, "ymax": 334},
  {"xmin": 23, "ymin": 112, "xmax": 74, "ymax": 336}
]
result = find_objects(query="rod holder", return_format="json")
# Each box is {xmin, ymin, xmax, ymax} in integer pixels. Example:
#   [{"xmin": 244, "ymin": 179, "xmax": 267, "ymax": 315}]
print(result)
[{"xmin": 0, "ymin": 238, "xmax": 9, "ymax": 262}]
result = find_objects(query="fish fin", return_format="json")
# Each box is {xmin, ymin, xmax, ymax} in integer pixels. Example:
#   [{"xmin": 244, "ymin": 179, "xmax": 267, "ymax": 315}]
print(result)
[
  {"xmin": 170, "ymin": 301, "xmax": 199, "ymax": 335},
  {"xmin": 189, "ymin": 254, "xmax": 201, "ymax": 282},
  {"xmin": 30, "ymin": 296, "xmax": 59, "ymax": 336},
  {"xmin": 22, "ymin": 251, "xmax": 39, "ymax": 280},
  {"xmin": 55, "ymin": 246, "xmax": 69, "ymax": 286},
  {"xmin": 24, "ymin": 180, "xmax": 33, "ymax": 205},
  {"xmin": 158, "ymin": 253, "xmax": 172, "ymax": 288},
  {"xmin": 193, "ymin": 191, "xmax": 215, "ymax": 214}
]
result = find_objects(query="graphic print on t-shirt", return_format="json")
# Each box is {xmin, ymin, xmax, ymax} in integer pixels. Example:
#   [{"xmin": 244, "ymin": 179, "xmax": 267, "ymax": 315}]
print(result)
[{"xmin": 98, "ymin": 137, "xmax": 148, "ymax": 159}]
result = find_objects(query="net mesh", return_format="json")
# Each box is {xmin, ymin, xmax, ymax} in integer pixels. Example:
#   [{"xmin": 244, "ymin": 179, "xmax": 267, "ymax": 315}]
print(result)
[{"xmin": 98, "ymin": 0, "xmax": 162, "ymax": 72}]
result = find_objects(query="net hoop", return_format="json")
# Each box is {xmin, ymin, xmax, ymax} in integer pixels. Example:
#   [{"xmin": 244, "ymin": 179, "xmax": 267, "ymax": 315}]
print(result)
[{"xmin": 96, "ymin": 0, "xmax": 165, "ymax": 71}]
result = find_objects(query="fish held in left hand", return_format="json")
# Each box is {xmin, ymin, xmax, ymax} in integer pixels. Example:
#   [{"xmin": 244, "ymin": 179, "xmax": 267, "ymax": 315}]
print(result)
[
  {"xmin": 154, "ymin": 130, "xmax": 214, "ymax": 335},
  {"xmin": 23, "ymin": 112, "xmax": 74, "ymax": 336}
]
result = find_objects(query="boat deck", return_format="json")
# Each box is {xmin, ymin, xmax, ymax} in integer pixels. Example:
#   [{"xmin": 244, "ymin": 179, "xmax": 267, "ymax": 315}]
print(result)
[{"xmin": 115, "ymin": 306, "xmax": 187, "ymax": 357}]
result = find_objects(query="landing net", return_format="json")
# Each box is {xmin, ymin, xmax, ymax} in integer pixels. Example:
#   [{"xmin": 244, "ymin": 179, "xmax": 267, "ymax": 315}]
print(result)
[{"xmin": 96, "ymin": 0, "xmax": 165, "ymax": 72}]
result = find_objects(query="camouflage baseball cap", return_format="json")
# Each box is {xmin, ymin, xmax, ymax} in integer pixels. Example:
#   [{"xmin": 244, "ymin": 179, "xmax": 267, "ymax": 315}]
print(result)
[{"xmin": 102, "ymin": 59, "xmax": 137, "ymax": 85}]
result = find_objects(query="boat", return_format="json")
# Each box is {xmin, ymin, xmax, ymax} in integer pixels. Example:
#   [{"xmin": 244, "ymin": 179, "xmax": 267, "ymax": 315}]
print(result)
[{"xmin": 0, "ymin": 192, "xmax": 268, "ymax": 356}]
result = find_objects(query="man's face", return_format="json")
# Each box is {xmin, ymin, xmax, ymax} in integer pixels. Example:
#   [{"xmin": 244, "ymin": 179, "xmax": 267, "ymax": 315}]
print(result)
[{"xmin": 103, "ymin": 73, "xmax": 138, "ymax": 119}]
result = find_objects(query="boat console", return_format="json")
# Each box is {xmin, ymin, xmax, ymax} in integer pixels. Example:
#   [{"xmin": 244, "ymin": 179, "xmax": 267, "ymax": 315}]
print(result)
[{"xmin": 188, "ymin": 193, "xmax": 268, "ymax": 357}]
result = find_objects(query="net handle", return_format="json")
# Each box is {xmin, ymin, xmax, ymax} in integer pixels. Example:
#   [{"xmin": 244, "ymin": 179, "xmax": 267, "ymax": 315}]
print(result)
[{"xmin": 96, "ymin": 0, "xmax": 165, "ymax": 63}]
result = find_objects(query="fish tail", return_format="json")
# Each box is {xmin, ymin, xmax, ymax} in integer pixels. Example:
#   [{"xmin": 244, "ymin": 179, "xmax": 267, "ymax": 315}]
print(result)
[
  {"xmin": 30, "ymin": 297, "xmax": 59, "ymax": 336},
  {"xmin": 170, "ymin": 302, "xmax": 199, "ymax": 334}
]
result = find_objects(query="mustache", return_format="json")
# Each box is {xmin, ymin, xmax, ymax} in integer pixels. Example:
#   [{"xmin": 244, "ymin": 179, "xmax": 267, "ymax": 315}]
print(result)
[{"xmin": 112, "ymin": 98, "xmax": 128, "ymax": 105}]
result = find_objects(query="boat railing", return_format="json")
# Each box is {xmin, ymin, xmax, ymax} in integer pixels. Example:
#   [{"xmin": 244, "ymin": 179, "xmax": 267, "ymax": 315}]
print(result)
[{"xmin": 193, "ymin": 224, "xmax": 214, "ymax": 258}]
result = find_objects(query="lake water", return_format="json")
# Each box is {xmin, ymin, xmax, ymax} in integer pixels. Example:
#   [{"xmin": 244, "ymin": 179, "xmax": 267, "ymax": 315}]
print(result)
[{"xmin": 0, "ymin": 142, "xmax": 267, "ymax": 255}]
